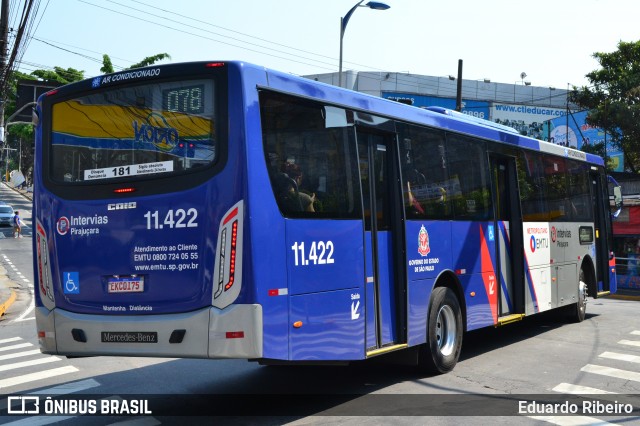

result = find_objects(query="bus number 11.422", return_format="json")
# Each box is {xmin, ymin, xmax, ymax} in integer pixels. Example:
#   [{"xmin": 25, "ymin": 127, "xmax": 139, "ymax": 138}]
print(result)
[
  {"xmin": 144, "ymin": 209, "xmax": 198, "ymax": 230},
  {"xmin": 291, "ymin": 241, "xmax": 335, "ymax": 266}
]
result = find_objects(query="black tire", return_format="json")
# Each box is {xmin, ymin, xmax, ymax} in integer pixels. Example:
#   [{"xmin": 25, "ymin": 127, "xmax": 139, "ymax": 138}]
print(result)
[
  {"xmin": 569, "ymin": 269, "xmax": 587, "ymax": 323},
  {"xmin": 418, "ymin": 287, "xmax": 463, "ymax": 374}
]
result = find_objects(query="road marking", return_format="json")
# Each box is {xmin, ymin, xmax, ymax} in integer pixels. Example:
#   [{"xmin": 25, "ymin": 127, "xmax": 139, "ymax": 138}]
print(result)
[
  {"xmin": 0, "ymin": 336, "xmax": 23, "ymax": 344},
  {"xmin": 0, "ymin": 356, "xmax": 61, "ymax": 373},
  {"xmin": 0, "ymin": 365, "xmax": 78, "ymax": 389},
  {"xmin": 0, "ymin": 253, "xmax": 36, "ymax": 321},
  {"xmin": 552, "ymin": 383, "xmax": 616, "ymax": 394},
  {"xmin": 0, "ymin": 378, "xmax": 102, "ymax": 412},
  {"xmin": 13, "ymin": 301, "xmax": 35, "ymax": 322},
  {"xmin": 0, "ymin": 343, "xmax": 33, "ymax": 352},
  {"xmin": 617, "ymin": 340, "xmax": 640, "ymax": 348},
  {"xmin": 599, "ymin": 351, "xmax": 640, "ymax": 364},
  {"xmin": 581, "ymin": 364, "xmax": 640, "ymax": 382},
  {"xmin": 630, "ymin": 330, "xmax": 640, "ymax": 336},
  {"xmin": 31, "ymin": 378, "xmax": 101, "ymax": 394},
  {"xmin": 0, "ymin": 349, "xmax": 41, "ymax": 361},
  {"xmin": 529, "ymin": 416, "xmax": 614, "ymax": 425}
]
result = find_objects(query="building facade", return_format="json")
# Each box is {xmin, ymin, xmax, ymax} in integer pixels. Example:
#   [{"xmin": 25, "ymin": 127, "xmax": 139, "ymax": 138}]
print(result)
[
  {"xmin": 305, "ymin": 70, "xmax": 569, "ymax": 139},
  {"xmin": 304, "ymin": 70, "xmax": 624, "ymax": 172}
]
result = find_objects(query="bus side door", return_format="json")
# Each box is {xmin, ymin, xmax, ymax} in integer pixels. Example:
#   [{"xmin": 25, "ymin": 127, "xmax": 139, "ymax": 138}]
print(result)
[
  {"xmin": 490, "ymin": 155, "xmax": 525, "ymax": 318},
  {"xmin": 356, "ymin": 128, "xmax": 406, "ymax": 351},
  {"xmin": 591, "ymin": 170, "xmax": 615, "ymax": 296}
]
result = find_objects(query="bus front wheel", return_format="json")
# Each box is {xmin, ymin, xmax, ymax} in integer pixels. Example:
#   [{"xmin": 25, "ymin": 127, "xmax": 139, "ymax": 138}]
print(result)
[{"xmin": 418, "ymin": 287, "xmax": 463, "ymax": 374}]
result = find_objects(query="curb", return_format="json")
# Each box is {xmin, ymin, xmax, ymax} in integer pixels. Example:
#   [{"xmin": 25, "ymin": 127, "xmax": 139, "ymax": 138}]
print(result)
[
  {"xmin": 0, "ymin": 289, "xmax": 17, "ymax": 317},
  {"xmin": 0, "ymin": 264, "xmax": 18, "ymax": 319},
  {"xmin": 606, "ymin": 294, "xmax": 640, "ymax": 302}
]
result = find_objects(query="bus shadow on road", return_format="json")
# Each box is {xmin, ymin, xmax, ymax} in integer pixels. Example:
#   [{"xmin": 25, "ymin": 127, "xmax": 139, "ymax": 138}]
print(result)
[{"xmin": 460, "ymin": 310, "xmax": 599, "ymax": 361}]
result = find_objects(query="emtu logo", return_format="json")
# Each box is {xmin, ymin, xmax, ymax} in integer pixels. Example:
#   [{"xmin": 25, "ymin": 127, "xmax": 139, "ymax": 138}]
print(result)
[{"xmin": 530, "ymin": 235, "xmax": 549, "ymax": 252}]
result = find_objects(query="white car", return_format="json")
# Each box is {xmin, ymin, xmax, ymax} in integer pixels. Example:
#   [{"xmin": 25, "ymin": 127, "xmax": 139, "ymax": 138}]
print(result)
[{"xmin": 0, "ymin": 204, "xmax": 15, "ymax": 227}]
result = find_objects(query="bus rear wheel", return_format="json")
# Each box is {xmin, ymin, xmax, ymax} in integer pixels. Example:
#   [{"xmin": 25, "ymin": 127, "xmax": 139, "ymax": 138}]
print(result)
[{"xmin": 418, "ymin": 287, "xmax": 463, "ymax": 374}]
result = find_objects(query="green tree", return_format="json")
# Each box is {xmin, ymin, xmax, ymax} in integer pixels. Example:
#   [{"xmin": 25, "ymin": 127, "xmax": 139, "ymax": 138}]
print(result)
[
  {"xmin": 127, "ymin": 53, "xmax": 171, "ymax": 69},
  {"xmin": 100, "ymin": 54, "xmax": 114, "ymax": 74},
  {"xmin": 30, "ymin": 67, "xmax": 84, "ymax": 84},
  {"xmin": 580, "ymin": 140, "xmax": 607, "ymax": 161},
  {"xmin": 100, "ymin": 53, "xmax": 171, "ymax": 73},
  {"xmin": 570, "ymin": 40, "xmax": 640, "ymax": 172}
]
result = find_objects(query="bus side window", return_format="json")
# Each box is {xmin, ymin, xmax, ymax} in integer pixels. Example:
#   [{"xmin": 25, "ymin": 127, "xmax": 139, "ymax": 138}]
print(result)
[
  {"xmin": 543, "ymin": 155, "xmax": 568, "ymax": 221},
  {"xmin": 518, "ymin": 151, "xmax": 548, "ymax": 221},
  {"xmin": 398, "ymin": 124, "xmax": 451, "ymax": 220},
  {"xmin": 260, "ymin": 91, "xmax": 361, "ymax": 219},
  {"xmin": 445, "ymin": 133, "xmax": 492, "ymax": 220}
]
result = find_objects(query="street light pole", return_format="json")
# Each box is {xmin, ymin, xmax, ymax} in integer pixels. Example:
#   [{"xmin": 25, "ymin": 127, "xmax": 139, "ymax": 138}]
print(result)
[
  {"xmin": 2, "ymin": 101, "xmax": 36, "ymax": 182},
  {"xmin": 338, "ymin": 1, "xmax": 390, "ymax": 88}
]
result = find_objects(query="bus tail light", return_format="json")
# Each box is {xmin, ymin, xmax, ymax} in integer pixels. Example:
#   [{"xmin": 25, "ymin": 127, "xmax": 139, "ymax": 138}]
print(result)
[
  {"xmin": 114, "ymin": 187, "xmax": 136, "ymax": 194},
  {"xmin": 35, "ymin": 220, "xmax": 55, "ymax": 309},
  {"xmin": 212, "ymin": 200, "xmax": 244, "ymax": 309}
]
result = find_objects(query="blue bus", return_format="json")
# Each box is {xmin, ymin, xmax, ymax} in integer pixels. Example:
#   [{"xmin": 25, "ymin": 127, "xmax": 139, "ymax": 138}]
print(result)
[{"xmin": 33, "ymin": 61, "xmax": 620, "ymax": 373}]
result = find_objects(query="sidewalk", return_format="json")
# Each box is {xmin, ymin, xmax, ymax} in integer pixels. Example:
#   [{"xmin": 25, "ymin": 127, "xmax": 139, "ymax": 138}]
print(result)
[{"xmin": 12, "ymin": 185, "xmax": 33, "ymax": 201}]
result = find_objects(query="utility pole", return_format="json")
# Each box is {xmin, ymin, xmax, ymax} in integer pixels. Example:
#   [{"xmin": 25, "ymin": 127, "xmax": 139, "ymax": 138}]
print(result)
[
  {"xmin": 0, "ymin": 0, "xmax": 10, "ymax": 144},
  {"xmin": 455, "ymin": 59, "xmax": 463, "ymax": 112}
]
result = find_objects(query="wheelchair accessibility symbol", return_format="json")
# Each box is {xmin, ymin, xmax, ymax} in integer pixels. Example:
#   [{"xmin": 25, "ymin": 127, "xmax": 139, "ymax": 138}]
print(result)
[{"xmin": 63, "ymin": 272, "xmax": 80, "ymax": 294}]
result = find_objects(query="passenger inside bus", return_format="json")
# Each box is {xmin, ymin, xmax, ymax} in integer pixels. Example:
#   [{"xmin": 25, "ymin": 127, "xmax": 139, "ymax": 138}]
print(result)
[{"xmin": 276, "ymin": 162, "xmax": 316, "ymax": 213}]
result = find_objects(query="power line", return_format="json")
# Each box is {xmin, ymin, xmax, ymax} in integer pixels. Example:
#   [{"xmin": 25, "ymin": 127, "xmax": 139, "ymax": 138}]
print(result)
[
  {"xmin": 31, "ymin": 36, "xmax": 110, "ymax": 65},
  {"xmin": 80, "ymin": 0, "xmax": 394, "ymax": 75},
  {"xmin": 127, "ymin": 0, "xmax": 339, "ymax": 65},
  {"xmin": 78, "ymin": 0, "xmax": 338, "ymax": 72}
]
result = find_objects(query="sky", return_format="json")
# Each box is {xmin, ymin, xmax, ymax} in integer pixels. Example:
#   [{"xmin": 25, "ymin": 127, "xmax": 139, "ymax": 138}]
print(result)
[{"xmin": 10, "ymin": 0, "xmax": 640, "ymax": 89}]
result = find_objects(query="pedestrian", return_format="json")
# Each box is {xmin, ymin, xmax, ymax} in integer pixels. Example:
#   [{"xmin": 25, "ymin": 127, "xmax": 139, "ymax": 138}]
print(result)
[{"xmin": 13, "ymin": 210, "xmax": 23, "ymax": 238}]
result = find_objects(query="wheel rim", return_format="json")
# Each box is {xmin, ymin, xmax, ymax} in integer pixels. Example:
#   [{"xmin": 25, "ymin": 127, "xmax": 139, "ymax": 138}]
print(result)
[
  {"xmin": 436, "ymin": 304, "xmax": 457, "ymax": 356},
  {"xmin": 578, "ymin": 280, "xmax": 587, "ymax": 314}
]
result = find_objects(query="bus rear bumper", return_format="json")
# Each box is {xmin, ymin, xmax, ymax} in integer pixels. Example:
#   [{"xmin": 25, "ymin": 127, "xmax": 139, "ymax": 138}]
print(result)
[{"xmin": 36, "ymin": 304, "xmax": 263, "ymax": 359}]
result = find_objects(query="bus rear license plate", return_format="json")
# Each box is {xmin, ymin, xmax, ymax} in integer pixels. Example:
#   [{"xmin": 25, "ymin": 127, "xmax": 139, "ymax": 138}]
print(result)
[
  {"xmin": 101, "ymin": 332, "xmax": 158, "ymax": 343},
  {"xmin": 108, "ymin": 277, "xmax": 144, "ymax": 293}
]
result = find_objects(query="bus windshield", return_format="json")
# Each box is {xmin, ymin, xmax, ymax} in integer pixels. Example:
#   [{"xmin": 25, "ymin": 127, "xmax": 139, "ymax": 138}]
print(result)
[{"xmin": 49, "ymin": 78, "xmax": 217, "ymax": 183}]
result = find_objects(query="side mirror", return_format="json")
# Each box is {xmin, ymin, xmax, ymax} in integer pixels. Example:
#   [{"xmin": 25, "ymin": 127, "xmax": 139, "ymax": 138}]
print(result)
[
  {"xmin": 613, "ymin": 186, "xmax": 623, "ymax": 210},
  {"xmin": 608, "ymin": 175, "xmax": 623, "ymax": 219}
]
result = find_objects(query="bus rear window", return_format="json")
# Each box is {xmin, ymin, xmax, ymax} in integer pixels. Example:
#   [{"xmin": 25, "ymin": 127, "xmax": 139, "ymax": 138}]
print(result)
[{"xmin": 49, "ymin": 79, "xmax": 217, "ymax": 183}]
